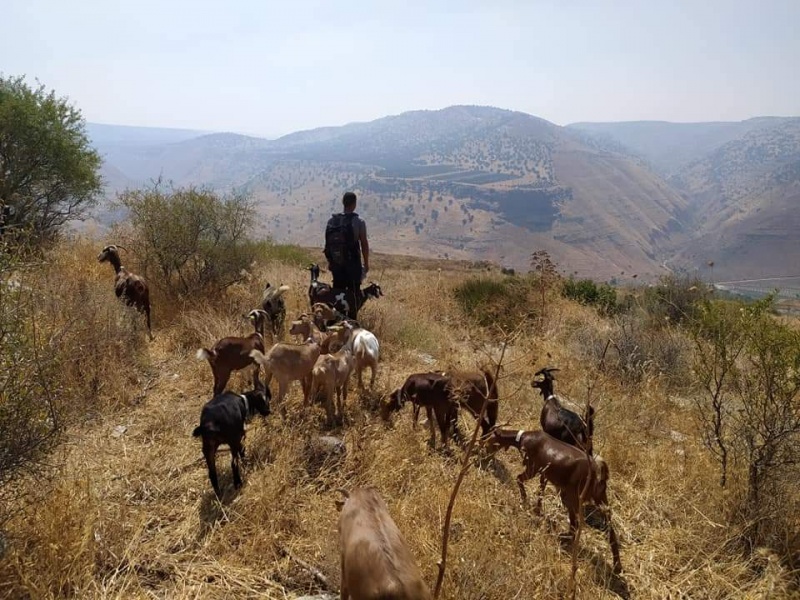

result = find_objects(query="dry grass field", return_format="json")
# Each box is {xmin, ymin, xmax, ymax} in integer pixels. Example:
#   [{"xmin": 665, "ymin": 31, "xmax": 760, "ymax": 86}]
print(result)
[{"xmin": 0, "ymin": 239, "xmax": 797, "ymax": 599}]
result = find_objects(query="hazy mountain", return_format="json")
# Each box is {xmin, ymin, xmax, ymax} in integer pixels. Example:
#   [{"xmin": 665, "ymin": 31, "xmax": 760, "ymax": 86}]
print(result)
[
  {"xmin": 567, "ymin": 118, "xmax": 795, "ymax": 176},
  {"xmin": 86, "ymin": 107, "xmax": 800, "ymax": 281},
  {"xmin": 668, "ymin": 119, "xmax": 800, "ymax": 279}
]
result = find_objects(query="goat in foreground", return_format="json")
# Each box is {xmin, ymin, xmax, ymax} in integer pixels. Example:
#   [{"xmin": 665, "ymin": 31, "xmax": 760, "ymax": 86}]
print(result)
[
  {"xmin": 485, "ymin": 428, "xmax": 622, "ymax": 574},
  {"xmin": 532, "ymin": 366, "xmax": 594, "ymax": 454},
  {"xmin": 97, "ymin": 244, "xmax": 153, "ymax": 339},
  {"xmin": 337, "ymin": 487, "xmax": 433, "ymax": 600},
  {"xmin": 197, "ymin": 310, "xmax": 268, "ymax": 395},
  {"xmin": 192, "ymin": 385, "xmax": 271, "ymax": 497}
]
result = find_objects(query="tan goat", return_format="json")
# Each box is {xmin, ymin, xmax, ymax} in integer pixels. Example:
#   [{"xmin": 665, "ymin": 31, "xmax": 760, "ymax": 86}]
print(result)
[
  {"xmin": 310, "ymin": 343, "xmax": 355, "ymax": 426},
  {"xmin": 337, "ymin": 487, "xmax": 432, "ymax": 600}
]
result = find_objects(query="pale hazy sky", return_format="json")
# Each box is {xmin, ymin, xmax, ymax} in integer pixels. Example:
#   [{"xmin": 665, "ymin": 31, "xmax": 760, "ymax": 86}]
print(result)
[{"xmin": 3, "ymin": 0, "xmax": 798, "ymax": 137}]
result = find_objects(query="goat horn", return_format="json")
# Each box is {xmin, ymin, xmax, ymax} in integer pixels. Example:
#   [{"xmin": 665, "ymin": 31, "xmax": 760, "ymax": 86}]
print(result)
[{"xmin": 115, "ymin": 245, "xmax": 128, "ymax": 252}]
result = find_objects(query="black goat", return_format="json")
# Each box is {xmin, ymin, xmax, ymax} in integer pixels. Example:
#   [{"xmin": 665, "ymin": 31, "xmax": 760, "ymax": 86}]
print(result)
[
  {"xmin": 307, "ymin": 263, "xmax": 383, "ymax": 319},
  {"xmin": 97, "ymin": 244, "xmax": 153, "ymax": 340},
  {"xmin": 531, "ymin": 367, "xmax": 594, "ymax": 454},
  {"xmin": 192, "ymin": 385, "xmax": 271, "ymax": 497}
]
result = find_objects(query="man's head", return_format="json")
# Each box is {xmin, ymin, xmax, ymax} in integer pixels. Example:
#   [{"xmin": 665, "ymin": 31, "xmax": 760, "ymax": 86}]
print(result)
[{"xmin": 342, "ymin": 191, "xmax": 357, "ymax": 212}]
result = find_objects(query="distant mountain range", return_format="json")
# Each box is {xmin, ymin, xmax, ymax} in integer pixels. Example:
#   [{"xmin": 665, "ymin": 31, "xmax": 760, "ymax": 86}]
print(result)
[{"xmin": 86, "ymin": 107, "xmax": 800, "ymax": 282}]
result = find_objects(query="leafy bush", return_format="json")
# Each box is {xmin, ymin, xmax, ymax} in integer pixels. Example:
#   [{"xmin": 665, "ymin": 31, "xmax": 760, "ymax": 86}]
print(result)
[
  {"xmin": 562, "ymin": 277, "xmax": 618, "ymax": 315},
  {"xmin": 0, "ymin": 75, "xmax": 101, "ymax": 246},
  {"xmin": 691, "ymin": 295, "xmax": 800, "ymax": 552},
  {"xmin": 118, "ymin": 184, "xmax": 259, "ymax": 302},
  {"xmin": 453, "ymin": 276, "xmax": 535, "ymax": 330},
  {"xmin": 642, "ymin": 273, "xmax": 708, "ymax": 325}
]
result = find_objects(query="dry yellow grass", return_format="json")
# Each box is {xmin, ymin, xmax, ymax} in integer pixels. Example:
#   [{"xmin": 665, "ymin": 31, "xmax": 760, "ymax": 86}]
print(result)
[{"xmin": 0, "ymin": 239, "xmax": 797, "ymax": 599}]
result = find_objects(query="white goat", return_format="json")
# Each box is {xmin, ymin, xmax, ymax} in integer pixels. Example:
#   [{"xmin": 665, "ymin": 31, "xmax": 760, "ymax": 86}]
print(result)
[{"xmin": 344, "ymin": 326, "xmax": 380, "ymax": 389}]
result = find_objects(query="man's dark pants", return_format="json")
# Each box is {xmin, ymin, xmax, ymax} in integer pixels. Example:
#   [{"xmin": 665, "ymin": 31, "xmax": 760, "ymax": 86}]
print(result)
[{"xmin": 331, "ymin": 264, "xmax": 362, "ymax": 320}]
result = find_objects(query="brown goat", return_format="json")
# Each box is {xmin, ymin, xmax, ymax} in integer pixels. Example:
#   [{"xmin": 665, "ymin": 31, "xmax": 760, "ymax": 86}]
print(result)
[
  {"xmin": 97, "ymin": 244, "xmax": 153, "ymax": 339},
  {"xmin": 197, "ymin": 310, "xmax": 268, "ymax": 395},
  {"xmin": 261, "ymin": 282, "xmax": 290, "ymax": 339},
  {"xmin": 436, "ymin": 368, "xmax": 499, "ymax": 436},
  {"xmin": 337, "ymin": 487, "xmax": 433, "ymax": 600},
  {"xmin": 383, "ymin": 370, "xmax": 498, "ymax": 449},
  {"xmin": 382, "ymin": 372, "xmax": 458, "ymax": 449},
  {"xmin": 485, "ymin": 428, "xmax": 622, "ymax": 574}
]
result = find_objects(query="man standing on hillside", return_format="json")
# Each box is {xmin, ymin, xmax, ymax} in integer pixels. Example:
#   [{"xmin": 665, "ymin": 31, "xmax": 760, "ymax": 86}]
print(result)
[{"xmin": 324, "ymin": 191, "xmax": 370, "ymax": 319}]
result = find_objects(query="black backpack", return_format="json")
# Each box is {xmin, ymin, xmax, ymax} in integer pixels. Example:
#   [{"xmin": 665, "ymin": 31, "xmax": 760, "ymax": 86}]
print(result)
[{"xmin": 324, "ymin": 212, "xmax": 358, "ymax": 268}]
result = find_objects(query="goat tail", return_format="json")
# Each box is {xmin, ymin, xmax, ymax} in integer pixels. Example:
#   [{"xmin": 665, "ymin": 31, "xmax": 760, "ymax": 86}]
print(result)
[
  {"xmin": 593, "ymin": 455, "xmax": 609, "ymax": 482},
  {"xmin": 249, "ymin": 348, "xmax": 268, "ymax": 366},
  {"xmin": 193, "ymin": 422, "xmax": 220, "ymax": 437},
  {"xmin": 196, "ymin": 348, "xmax": 213, "ymax": 361}
]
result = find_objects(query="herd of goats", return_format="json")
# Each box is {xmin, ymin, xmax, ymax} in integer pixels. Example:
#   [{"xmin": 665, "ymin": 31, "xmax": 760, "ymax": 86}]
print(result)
[{"xmin": 97, "ymin": 243, "xmax": 623, "ymax": 598}]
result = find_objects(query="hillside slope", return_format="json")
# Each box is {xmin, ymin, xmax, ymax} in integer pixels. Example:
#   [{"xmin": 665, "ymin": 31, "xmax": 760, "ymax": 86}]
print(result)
[
  {"xmin": 669, "ymin": 119, "xmax": 800, "ymax": 279},
  {"xmin": 93, "ymin": 106, "xmax": 689, "ymax": 281}
]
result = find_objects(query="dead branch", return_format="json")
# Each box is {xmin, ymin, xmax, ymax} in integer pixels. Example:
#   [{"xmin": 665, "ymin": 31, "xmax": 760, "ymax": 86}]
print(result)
[
  {"xmin": 279, "ymin": 546, "xmax": 334, "ymax": 592},
  {"xmin": 433, "ymin": 335, "xmax": 509, "ymax": 599}
]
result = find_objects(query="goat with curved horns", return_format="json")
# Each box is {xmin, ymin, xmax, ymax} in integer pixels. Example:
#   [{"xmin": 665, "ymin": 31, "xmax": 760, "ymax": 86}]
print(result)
[
  {"xmin": 532, "ymin": 366, "xmax": 594, "ymax": 454},
  {"xmin": 97, "ymin": 244, "xmax": 153, "ymax": 340}
]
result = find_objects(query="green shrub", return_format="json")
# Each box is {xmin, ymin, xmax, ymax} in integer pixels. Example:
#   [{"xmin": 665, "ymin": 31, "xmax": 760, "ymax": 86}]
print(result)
[
  {"xmin": 117, "ymin": 184, "xmax": 259, "ymax": 301},
  {"xmin": 254, "ymin": 240, "xmax": 316, "ymax": 267},
  {"xmin": 453, "ymin": 276, "xmax": 535, "ymax": 330},
  {"xmin": 642, "ymin": 273, "xmax": 708, "ymax": 326},
  {"xmin": 562, "ymin": 277, "xmax": 618, "ymax": 315}
]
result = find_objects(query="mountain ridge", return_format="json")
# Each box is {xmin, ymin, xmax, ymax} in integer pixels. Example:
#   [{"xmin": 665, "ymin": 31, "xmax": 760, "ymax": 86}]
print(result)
[{"xmin": 87, "ymin": 106, "xmax": 798, "ymax": 281}]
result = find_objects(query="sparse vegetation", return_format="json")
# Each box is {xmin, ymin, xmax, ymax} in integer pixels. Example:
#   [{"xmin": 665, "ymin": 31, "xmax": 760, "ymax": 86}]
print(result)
[{"xmin": 1, "ymin": 239, "xmax": 799, "ymax": 599}]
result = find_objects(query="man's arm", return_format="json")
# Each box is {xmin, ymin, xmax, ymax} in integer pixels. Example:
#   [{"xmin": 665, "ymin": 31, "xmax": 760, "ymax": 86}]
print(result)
[{"xmin": 359, "ymin": 222, "xmax": 369, "ymax": 272}]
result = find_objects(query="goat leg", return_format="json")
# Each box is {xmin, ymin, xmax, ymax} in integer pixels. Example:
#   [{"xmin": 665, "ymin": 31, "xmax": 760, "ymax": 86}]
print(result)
[
  {"xmin": 213, "ymin": 368, "xmax": 231, "ymax": 397},
  {"xmin": 203, "ymin": 440, "xmax": 221, "ymax": 498},
  {"xmin": 230, "ymin": 439, "xmax": 244, "ymax": 489},
  {"xmin": 517, "ymin": 470, "xmax": 530, "ymax": 507},
  {"xmin": 145, "ymin": 306, "xmax": 153, "ymax": 340},
  {"xmin": 536, "ymin": 472, "xmax": 547, "ymax": 516},
  {"xmin": 426, "ymin": 406, "xmax": 436, "ymax": 448},
  {"xmin": 602, "ymin": 507, "xmax": 623, "ymax": 574}
]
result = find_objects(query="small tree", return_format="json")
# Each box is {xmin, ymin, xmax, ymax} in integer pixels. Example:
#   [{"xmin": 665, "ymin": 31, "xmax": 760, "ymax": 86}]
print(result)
[
  {"xmin": 118, "ymin": 184, "xmax": 257, "ymax": 299},
  {"xmin": 0, "ymin": 76, "xmax": 101, "ymax": 245},
  {"xmin": 692, "ymin": 295, "xmax": 800, "ymax": 549}
]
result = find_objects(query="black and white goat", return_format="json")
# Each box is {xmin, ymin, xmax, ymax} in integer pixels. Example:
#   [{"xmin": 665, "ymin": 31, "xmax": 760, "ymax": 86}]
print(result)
[
  {"xmin": 306, "ymin": 263, "xmax": 383, "ymax": 319},
  {"xmin": 531, "ymin": 367, "xmax": 594, "ymax": 454}
]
